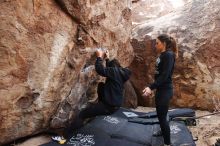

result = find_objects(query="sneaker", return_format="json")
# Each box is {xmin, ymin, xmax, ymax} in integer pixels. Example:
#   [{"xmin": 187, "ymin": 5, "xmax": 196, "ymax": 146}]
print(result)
[
  {"xmin": 59, "ymin": 139, "xmax": 66, "ymax": 145},
  {"xmin": 51, "ymin": 136, "xmax": 66, "ymax": 144}
]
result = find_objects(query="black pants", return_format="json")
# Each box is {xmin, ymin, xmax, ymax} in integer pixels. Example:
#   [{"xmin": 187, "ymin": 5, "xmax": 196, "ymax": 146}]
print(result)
[
  {"xmin": 155, "ymin": 88, "xmax": 173, "ymax": 145},
  {"xmin": 64, "ymin": 82, "xmax": 118, "ymax": 138},
  {"xmin": 80, "ymin": 82, "xmax": 118, "ymax": 119}
]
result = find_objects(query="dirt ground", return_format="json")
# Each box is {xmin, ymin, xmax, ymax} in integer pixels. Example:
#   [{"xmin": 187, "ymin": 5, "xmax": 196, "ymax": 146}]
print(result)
[
  {"xmin": 15, "ymin": 107, "xmax": 220, "ymax": 146},
  {"xmin": 14, "ymin": 135, "xmax": 51, "ymax": 146},
  {"xmin": 188, "ymin": 111, "xmax": 220, "ymax": 146}
]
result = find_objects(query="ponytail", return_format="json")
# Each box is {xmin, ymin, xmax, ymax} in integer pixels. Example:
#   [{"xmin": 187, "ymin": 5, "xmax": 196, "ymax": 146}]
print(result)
[
  {"xmin": 157, "ymin": 34, "xmax": 178, "ymax": 59},
  {"xmin": 169, "ymin": 36, "xmax": 178, "ymax": 59}
]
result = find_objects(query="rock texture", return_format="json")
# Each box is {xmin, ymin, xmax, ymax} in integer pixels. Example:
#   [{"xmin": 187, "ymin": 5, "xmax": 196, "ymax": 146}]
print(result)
[
  {"xmin": 130, "ymin": 0, "xmax": 220, "ymax": 110},
  {"xmin": 0, "ymin": 0, "xmax": 133, "ymax": 144},
  {"xmin": 123, "ymin": 81, "xmax": 138, "ymax": 108},
  {"xmin": 129, "ymin": 36, "xmax": 156, "ymax": 106},
  {"xmin": 132, "ymin": 0, "xmax": 190, "ymax": 26}
]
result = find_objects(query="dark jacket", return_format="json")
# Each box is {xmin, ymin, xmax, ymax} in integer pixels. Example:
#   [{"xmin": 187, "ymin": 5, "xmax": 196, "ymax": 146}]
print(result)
[
  {"xmin": 95, "ymin": 57, "xmax": 131, "ymax": 107},
  {"xmin": 149, "ymin": 50, "xmax": 175, "ymax": 90}
]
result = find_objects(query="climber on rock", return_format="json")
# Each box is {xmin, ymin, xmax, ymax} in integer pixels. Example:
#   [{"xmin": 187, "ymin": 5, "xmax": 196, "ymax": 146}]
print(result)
[
  {"xmin": 78, "ymin": 49, "xmax": 131, "ymax": 119},
  {"xmin": 52, "ymin": 48, "xmax": 131, "ymax": 143}
]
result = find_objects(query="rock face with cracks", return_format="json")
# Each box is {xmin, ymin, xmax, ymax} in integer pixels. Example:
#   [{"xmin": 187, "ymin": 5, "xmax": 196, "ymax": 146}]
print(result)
[
  {"xmin": 130, "ymin": 0, "xmax": 220, "ymax": 110},
  {"xmin": 0, "ymin": 0, "xmax": 133, "ymax": 144}
]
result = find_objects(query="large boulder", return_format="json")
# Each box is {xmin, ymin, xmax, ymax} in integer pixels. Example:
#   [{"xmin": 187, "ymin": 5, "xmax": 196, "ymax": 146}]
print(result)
[
  {"xmin": 0, "ymin": 0, "xmax": 133, "ymax": 144},
  {"xmin": 130, "ymin": 0, "xmax": 220, "ymax": 110}
]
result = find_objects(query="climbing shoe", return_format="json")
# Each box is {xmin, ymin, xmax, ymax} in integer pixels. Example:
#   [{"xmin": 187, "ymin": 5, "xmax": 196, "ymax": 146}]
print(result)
[{"xmin": 51, "ymin": 136, "xmax": 66, "ymax": 144}]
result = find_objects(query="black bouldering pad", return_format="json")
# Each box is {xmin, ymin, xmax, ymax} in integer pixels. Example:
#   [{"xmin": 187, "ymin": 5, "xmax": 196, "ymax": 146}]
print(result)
[
  {"xmin": 41, "ymin": 108, "xmax": 196, "ymax": 146},
  {"xmin": 151, "ymin": 121, "xmax": 196, "ymax": 146},
  {"xmin": 41, "ymin": 126, "xmax": 110, "ymax": 146},
  {"xmin": 111, "ymin": 107, "xmax": 145, "ymax": 119},
  {"xmin": 87, "ymin": 115, "xmax": 127, "ymax": 135},
  {"xmin": 128, "ymin": 117, "xmax": 160, "ymax": 125},
  {"xmin": 170, "ymin": 121, "xmax": 196, "ymax": 146},
  {"xmin": 111, "ymin": 121, "xmax": 153, "ymax": 145},
  {"xmin": 107, "ymin": 138, "xmax": 145, "ymax": 146},
  {"xmin": 128, "ymin": 114, "xmax": 169, "ymax": 125},
  {"xmin": 138, "ymin": 108, "xmax": 195, "ymax": 119}
]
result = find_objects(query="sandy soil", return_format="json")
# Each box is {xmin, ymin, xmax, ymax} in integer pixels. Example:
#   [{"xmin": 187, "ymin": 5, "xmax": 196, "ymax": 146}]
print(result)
[
  {"xmin": 188, "ymin": 110, "xmax": 220, "ymax": 146},
  {"xmin": 15, "ymin": 107, "xmax": 220, "ymax": 146},
  {"xmin": 14, "ymin": 135, "xmax": 51, "ymax": 146}
]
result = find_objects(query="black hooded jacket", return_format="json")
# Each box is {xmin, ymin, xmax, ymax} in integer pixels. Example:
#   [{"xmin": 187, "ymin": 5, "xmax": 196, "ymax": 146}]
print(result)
[
  {"xmin": 95, "ymin": 57, "xmax": 131, "ymax": 107},
  {"xmin": 149, "ymin": 50, "xmax": 175, "ymax": 90}
]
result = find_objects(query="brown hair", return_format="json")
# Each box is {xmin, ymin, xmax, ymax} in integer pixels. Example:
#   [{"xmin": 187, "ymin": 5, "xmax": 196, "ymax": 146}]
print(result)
[{"xmin": 157, "ymin": 34, "xmax": 178, "ymax": 58}]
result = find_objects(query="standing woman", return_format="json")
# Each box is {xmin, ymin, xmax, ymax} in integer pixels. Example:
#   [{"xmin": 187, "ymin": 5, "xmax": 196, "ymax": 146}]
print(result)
[{"xmin": 142, "ymin": 34, "xmax": 178, "ymax": 146}]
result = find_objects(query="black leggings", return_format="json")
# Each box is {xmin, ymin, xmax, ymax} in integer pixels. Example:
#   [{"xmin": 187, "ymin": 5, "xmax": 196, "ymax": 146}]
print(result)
[
  {"xmin": 155, "ymin": 89, "xmax": 173, "ymax": 145},
  {"xmin": 64, "ymin": 83, "xmax": 118, "ymax": 137}
]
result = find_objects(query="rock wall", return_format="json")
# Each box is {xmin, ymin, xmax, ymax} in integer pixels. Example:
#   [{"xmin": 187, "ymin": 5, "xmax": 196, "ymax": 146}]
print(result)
[
  {"xmin": 130, "ymin": 0, "xmax": 220, "ymax": 110},
  {"xmin": 123, "ymin": 81, "xmax": 138, "ymax": 108},
  {"xmin": 0, "ymin": 0, "xmax": 133, "ymax": 144},
  {"xmin": 132, "ymin": 0, "xmax": 190, "ymax": 26}
]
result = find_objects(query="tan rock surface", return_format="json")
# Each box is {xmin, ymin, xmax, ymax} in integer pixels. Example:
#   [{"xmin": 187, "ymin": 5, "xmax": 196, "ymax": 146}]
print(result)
[
  {"xmin": 132, "ymin": 0, "xmax": 190, "ymax": 26},
  {"xmin": 123, "ymin": 81, "xmax": 138, "ymax": 108},
  {"xmin": 0, "ymin": 0, "xmax": 133, "ymax": 144}
]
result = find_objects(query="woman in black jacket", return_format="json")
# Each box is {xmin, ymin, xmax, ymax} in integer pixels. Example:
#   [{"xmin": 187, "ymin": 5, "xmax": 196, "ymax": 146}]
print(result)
[
  {"xmin": 62, "ymin": 49, "xmax": 131, "ymax": 138},
  {"xmin": 78, "ymin": 49, "xmax": 131, "ymax": 119},
  {"xmin": 142, "ymin": 34, "xmax": 178, "ymax": 146},
  {"xmin": 52, "ymin": 50, "xmax": 131, "ymax": 143}
]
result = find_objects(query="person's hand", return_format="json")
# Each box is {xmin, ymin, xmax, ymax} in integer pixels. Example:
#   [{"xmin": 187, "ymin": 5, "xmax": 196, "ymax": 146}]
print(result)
[
  {"xmin": 142, "ymin": 87, "xmax": 152, "ymax": 97},
  {"xmin": 96, "ymin": 49, "xmax": 105, "ymax": 58},
  {"xmin": 105, "ymin": 50, "xmax": 109, "ymax": 59}
]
